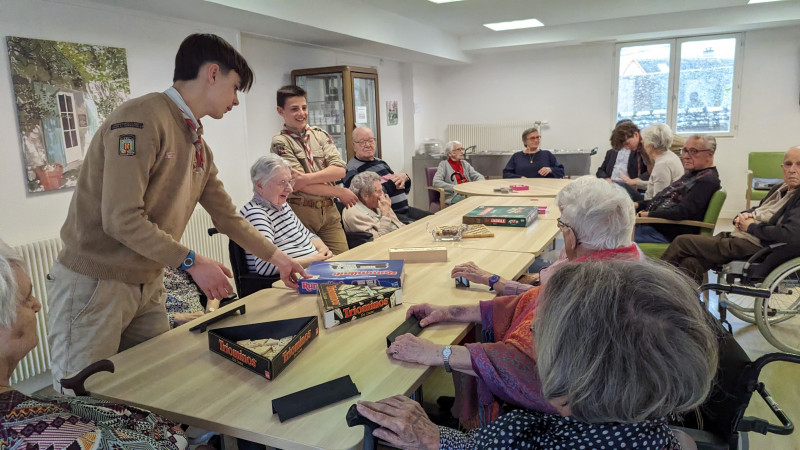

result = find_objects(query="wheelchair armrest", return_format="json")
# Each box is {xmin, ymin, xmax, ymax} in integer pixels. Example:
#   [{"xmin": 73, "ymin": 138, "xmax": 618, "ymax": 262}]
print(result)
[
  {"xmin": 635, "ymin": 217, "xmax": 716, "ymax": 230},
  {"xmin": 426, "ymin": 186, "xmax": 447, "ymax": 209},
  {"xmin": 736, "ymin": 352, "xmax": 800, "ymax": 436}
]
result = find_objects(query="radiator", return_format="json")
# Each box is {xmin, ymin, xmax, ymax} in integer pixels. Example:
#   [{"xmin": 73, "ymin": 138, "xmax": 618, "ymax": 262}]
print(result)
[
  {"xmin": 9, "ymin": 207, "xmax": 228, "ymax": 385},
  {"xmin": 447, "ymin": 120, "xmax": 543, "ymax": 153}
]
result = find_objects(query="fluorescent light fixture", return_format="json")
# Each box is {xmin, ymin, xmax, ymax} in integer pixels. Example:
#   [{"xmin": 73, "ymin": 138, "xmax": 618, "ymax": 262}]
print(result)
[
  {"xmin": 748, "ymin": 0, "xmax": 781, "ymax": 3},
  {"xmin": 428, "ymin": 0, "xmax": 465, "ymax": 3},
  {"xmin": 484, "ymin": 18, "xmax": 544, "ymax": 31}
]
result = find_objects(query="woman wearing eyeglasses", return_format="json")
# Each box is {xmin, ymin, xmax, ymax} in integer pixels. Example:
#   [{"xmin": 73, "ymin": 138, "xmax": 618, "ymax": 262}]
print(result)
[
  {"xmin": 240, "ymin": 154, "xmax": 333, "ymax": 276},
  {"xmin": 392, "ymin": 177, "xmax": 641, "ymax": 429},
  {"xmin": 432, "ymin": 141, "xmax": 485, "ymax": 205},
  {"xmin": 634, "ymin": 134, "xmax": 721, "ymax": 244}
]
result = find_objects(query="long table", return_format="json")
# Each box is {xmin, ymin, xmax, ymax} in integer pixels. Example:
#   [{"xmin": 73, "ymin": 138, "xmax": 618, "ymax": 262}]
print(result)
[
  {"xmin": 85, "ymin": 194, "xmax": 566, "ymax": 448},
  {"xmin": 453, "ymin": 178, "xmax": 572, "ymax": 197}
]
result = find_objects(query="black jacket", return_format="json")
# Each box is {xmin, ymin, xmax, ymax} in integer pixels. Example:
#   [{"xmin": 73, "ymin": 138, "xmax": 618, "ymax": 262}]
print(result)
[
  {"xmin": 596, "ymin": 148, "xmax": 648, "ymax": 181},
  {"xmin": 746, "ymin": 184, "xmax": 800, "ymax": 246}
]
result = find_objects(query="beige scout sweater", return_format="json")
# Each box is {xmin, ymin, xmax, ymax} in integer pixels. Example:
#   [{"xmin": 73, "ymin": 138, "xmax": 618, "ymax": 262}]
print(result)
[
  {"xmin": 271, "ymin": 127, "xmax": 345, "ymax": 201},
  {"xmin": 59, "ymin": 93, "xmax": 276, "ymax": 284}
]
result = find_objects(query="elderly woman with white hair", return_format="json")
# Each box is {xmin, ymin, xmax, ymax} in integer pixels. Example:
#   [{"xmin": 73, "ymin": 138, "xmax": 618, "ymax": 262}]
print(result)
[
  {"xmin": 398, "ymin": 177, "xmax": 641, "ymax": 429},
  {"xmin": 0, "ymin": 241, "xmax": 189, "ymax": 447},
  {"xmin": 452, "ymin": 176, "xmax": 640, "ymax": 294},
  {"xmin": 432, "ymin": 141, "xmax": 485, "ymax": 205},
  {"xmin": 341, "ymin": 171, "xmax": 404, "ymax": 239},
  {"xmin": 359, "ymin": 260, "xmax": 716, "ymax": 449},
  {"xmin": 641, "ymin": 123, "xmax": 684, "ymax": 200},
  {"xmin": 240, "ymin": 154, "xmax": 333, "ymax": 276}
]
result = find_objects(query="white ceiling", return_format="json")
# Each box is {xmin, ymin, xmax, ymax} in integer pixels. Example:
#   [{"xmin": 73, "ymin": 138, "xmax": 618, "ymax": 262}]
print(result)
[{"xmin": 85, "ymin": 0, "xmax": 800, "ymax": 64}]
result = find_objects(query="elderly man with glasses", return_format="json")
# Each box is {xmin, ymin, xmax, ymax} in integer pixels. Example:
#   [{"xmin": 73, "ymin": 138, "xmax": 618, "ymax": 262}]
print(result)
[
  {"xmin": 342, "ymin": 126, "xmax": 432, "ymax": 223},
  {"xmin": 663, "ymin": 146, "xmax": 800, "ymax": 283},
  {"xmin": 633, "ymin": 134, "xmax": 721, "ymax": 244}
]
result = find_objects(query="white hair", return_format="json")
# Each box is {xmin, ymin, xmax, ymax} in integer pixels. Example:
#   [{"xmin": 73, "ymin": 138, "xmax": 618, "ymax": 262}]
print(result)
[
  {"xmin": 250, "ymin": 154, "xmax": 291, "ymax": 195},
  {"xmin": 0, "ymin": 240, "xmax": 23, "ymax": 328},
  {"xmin": 445, "ymin": 140, "xmax": 463, "ymax": 154},
  {"xmin": 641, "ymin": 123, "xmax": 674, "ymax": 152},
  {"xmin": 556, "ymin": 176, "xmax": 635, "ymax": 251},
  {"xmin": 352, "ymin": 126, "xmax": 372, "ymax": 140},
  {"xmin": 349, "ymin": 171, "xmax": 382, "ymax": 199}
]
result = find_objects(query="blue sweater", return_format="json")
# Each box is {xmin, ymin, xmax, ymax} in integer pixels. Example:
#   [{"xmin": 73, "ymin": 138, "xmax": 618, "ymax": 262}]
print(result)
[{"xmin": 502, "ymin": 150, "xmax": 565, "ymax": 178}]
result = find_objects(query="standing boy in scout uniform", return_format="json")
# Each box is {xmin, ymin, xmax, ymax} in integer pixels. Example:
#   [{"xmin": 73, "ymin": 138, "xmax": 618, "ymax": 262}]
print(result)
[
  {"xmin": 46, "ymin": 34, "xmax": 307, "ymax": 391},
  {"xmin": 271, "ymin": 85, "xmax": 357, "ymax": 255}
]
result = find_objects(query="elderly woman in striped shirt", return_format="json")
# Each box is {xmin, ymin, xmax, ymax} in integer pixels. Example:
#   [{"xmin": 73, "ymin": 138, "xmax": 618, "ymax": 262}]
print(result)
[{"xmin": 241, "ymin": 154, "xmax": 333, "ymax": 276}]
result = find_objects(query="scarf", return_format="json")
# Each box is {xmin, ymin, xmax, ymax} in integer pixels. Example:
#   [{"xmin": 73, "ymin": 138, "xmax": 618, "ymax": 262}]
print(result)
[
  {"xmin": 281, "ymin": 124, "xmax": 315, "ymax": 170},
  {"xmin": 181, "ymin": 113, "xmax": 204, "ymax": 172},
  {"xmin": 448, "ymin": 159, "xmax": 468, "ymax": 184}
]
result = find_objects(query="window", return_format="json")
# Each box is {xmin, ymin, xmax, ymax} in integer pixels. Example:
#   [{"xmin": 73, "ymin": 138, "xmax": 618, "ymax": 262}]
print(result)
[
  {"xmin": 57, "ymin": 92, "xmax": 80, "ymax": 151},
  {"xmin": 614, "ymin": 34, "xmax": 742, "ymax": 136}
]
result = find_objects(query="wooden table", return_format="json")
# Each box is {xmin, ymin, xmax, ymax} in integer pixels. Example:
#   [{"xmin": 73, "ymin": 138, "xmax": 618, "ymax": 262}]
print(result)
[
  {"xmin": 453, "ymin": 178, "xmax": 572, "ymax": 197},
  {"xmin": 275, "ymin": 244, "xmax": 535, "ymax": 305},
  {"xmin": 86, "ymin": 289, "xmax": 475, "ymax": 449}
]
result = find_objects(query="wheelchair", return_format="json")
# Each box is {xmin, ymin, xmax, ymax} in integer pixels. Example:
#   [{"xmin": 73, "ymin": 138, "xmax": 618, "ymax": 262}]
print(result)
[
  {"xmin": 669, "ymin": 282, "xmax": 800, "ymax": 450},
  {"xmin": 712, "ymin": 243, "xmax": 800, "ymax": 355}
]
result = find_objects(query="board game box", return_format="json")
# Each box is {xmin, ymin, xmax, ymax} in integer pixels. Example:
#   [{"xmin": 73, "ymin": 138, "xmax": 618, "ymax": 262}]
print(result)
[
  {"xmin": 462, "ymin": 206, "xmax": 539, "ymax": 227},
  {"xmin": 208, "ymin": 316, "xmax": 318, "ymax": 380},
  {"xmin": 298, "ymin": 260, "xmax": 405, "ymax": 294},
  {"xmin": 317, "ymin": 283, "xmax": 401, "ymax": 328}
]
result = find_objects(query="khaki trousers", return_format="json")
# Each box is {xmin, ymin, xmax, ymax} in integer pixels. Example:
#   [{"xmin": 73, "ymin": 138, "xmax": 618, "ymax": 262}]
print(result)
[
  {"xmin": 291, "ymin": 203, "xmax": 349, "ymax": 255},
  {"xmin": 46, "ymin": 261, "xmax": 169, "ymax": 392}
]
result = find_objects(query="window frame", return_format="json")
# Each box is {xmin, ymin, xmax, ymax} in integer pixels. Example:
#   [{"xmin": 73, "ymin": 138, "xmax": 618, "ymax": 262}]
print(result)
[{"xmin": 612, "ymin": 33, "xmax": 744, "ymax": 138}]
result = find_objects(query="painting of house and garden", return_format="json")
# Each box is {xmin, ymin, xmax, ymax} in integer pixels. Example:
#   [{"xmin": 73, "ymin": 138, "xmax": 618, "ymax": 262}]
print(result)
[{"xmin": 6, "ymin": 36, "xmax": 130, "ymax": 193}]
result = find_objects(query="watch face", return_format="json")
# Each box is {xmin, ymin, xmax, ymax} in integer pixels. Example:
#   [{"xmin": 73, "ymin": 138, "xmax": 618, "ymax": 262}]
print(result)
[
  {"xmin": 184, "ymin": 258, "xmax": 194, "ymax": 267},
  {"xmin": 443, "ymin": 347, "xmax": 452, "ymax": 357}
]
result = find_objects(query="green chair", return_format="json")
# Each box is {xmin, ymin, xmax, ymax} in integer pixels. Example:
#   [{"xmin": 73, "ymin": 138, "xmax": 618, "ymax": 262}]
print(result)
[
  {"xmin": 637, "ymin": 189, "xmax": 727, "ymax": 260},
  {"xmin": 747, "ymin": 152, "xmax": 784, "ymax": 209}
]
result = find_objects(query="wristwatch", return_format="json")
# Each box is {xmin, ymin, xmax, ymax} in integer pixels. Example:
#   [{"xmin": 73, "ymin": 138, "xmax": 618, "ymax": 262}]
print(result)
[
  {"xmin": 442, "ymin": 345, "xmax": 452, "ymax": 373},
  {"xmin": 179, "ymin": 250, "xmax": 196, "ymax": 270},
  {"xmin": 488, "ymin": 274, "xmax": 500, "ymax": 291}
]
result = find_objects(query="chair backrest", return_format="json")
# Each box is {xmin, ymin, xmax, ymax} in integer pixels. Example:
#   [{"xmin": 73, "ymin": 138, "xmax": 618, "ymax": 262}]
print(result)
[
  {"xmin": 228, "ymin": 239, "xmax": 278, "ymax": 297},
  {"xmin": 748, "ymin": 152, "xmax": 785, "ymax": 179},
  {"xmin": 701, "ymin": 189, "xmax": 727, "ymax": 236},
  {"xmin": 425, "ymin": 167, "xmax": 440, "ymax": 206}
]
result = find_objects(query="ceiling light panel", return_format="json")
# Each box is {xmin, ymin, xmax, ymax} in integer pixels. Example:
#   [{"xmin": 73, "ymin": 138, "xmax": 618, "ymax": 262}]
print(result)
[{"xmin": 484, "ymin": 18, "xmax": 545, "ymax": 31}]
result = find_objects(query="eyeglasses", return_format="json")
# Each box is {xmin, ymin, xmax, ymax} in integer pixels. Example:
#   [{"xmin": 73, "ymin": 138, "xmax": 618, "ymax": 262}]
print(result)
[
  {"xmin": 451, "ymin": 147, "xmax": 464, "ymax": 152},
  {"xmin": 272, "ymin": 179, "xmax": 295, "ymax": 189},
  {"xmin": 354, "ymin": 138, "xmax": 377, "ymax": 146},
  {"xmin": 557, "ymin": 218, "xmax": 581, "ymax": 245},
  {"xmin": 680, "ymin": 147, "xmax": 713, "ymax": 156}
]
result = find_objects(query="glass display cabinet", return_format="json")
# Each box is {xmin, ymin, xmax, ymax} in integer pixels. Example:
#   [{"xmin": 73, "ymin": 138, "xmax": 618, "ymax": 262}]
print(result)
[{"xmin": 292, "ymin": 66, "xmax": 380, "ymax": 161}]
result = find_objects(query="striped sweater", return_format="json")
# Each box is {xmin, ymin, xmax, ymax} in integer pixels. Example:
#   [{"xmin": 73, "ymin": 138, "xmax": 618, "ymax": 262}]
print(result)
[{"xmin": 240, "ymin": 198, "xmax": 319, "ymax": 276}]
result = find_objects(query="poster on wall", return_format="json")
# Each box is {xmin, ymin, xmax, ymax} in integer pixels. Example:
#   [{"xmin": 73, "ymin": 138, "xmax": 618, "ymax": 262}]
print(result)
[
  {"xmin": 6, "ymin": 36, "xmax": 131, "ymax": 193},
  {"xmin": 386, "ymin": 100, "xmax": 398, "ymax": 126}
]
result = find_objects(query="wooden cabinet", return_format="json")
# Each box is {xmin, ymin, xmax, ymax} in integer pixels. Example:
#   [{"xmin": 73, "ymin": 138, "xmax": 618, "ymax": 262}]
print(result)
[{"xmin": 292, "ymin": 66, "xmax": 380, "ymax": 161}]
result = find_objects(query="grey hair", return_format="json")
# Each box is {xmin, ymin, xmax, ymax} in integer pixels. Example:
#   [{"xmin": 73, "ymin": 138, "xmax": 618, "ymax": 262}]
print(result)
[
  {"xmin": 535, "ymin": 259, "xmax": 718, "ymax": 423},
  {"xmin": 641, "ymin": 123, "xmax": 674, "ymax": 152},
  {"xmin": 556, "ymin": 176, "xmax": 634, "ymax": 251},
  {"xmin": 0, "ymin": 240, "xmax": 24, "ymax": 328},
  {"xmin": 350, "ymin": 171, "xmax": 382, "ymax": 199},
  {"xmin": 445, "ymin": 140, "xmax": 463, "ymax": 154},
  {"xmin": 250, "ymin": 154, "xmax": 291, "ymax": 195},
  {"xmin": 521, "ymin": 127, "xmax": 539, "ymax": 143},
  {"xmin": 352, "ymin": 126, "xmax": 372, "ymax": 140},
  {"xmin": 689, "ymin": 134, "xmax": 717, "ymax": 152}
]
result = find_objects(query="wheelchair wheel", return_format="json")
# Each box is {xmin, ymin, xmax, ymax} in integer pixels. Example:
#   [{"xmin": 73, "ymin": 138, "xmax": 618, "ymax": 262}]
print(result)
[
  {"xmin": 754, "ymin": 258, "xmax": 800, "ymax": 354},
  {"xmin": 722, "ymin": 291, "xmax": 757, "ymax": 323}
]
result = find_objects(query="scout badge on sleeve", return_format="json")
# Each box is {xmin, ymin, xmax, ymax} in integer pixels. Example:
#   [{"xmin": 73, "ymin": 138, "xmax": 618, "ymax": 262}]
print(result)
[
  {"xmin": 118, "ymin": 135, "xmax": 136, "ymax": 156},
  {"xmin": 273, "ymin": 143, "xmax": 287, "ymax": 156}
]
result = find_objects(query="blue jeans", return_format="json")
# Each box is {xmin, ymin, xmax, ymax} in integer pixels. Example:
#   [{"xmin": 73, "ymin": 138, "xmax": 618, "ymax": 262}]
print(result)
[{"xmin": 634, "ymin": 225, "xmax": 670, "ymax": 244}]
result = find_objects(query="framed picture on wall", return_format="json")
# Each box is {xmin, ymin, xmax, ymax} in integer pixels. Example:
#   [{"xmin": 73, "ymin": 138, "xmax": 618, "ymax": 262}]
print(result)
[{"xmin": 6, "ymin": 36, "xmax": 131, "ymax": 193}]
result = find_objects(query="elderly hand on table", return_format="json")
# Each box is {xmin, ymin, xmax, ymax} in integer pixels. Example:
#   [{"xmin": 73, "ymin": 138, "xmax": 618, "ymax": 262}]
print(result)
[
  {"xmin": 387, "ymin": 334, "xmax": 443, "ymax": 366},
  {"xmin": 356, "ymin": 396, "xmax": 440, "ymax": 450},
  {"xmin": 451, "ymin": 261, "xmax": 508, "ymax": 293}
]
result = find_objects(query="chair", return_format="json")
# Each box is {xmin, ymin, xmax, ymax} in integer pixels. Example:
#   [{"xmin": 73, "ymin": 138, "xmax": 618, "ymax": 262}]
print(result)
[
  {"xmin": 335, "ymin": 200, "xmax": 374, "ymax": 249},
  {"xmin": 636, "ymin": 189, "xmax": 727, "ymax": 260},
  {"xmin": 207, "ymin": 228, "xmax": 278, "ymax": 298},
  {"xmin": 426, "ymin": 166, "xmax": 446, "ymax": 213},
  {"xmin": 747, "ymin": 152, "xmax": 784, "ymax": 209}
]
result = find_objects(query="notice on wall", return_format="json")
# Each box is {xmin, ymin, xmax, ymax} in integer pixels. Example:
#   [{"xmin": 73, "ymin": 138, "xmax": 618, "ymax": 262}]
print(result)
[{"xmin": 356, "ymin": 106, "xmax": 367, "ymax": 124}]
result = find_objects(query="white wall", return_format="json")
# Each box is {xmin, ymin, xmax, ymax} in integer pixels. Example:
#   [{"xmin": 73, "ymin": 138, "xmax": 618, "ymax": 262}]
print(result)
[
  {"xmin": 240, "ymin": 35, "xmax": 412, "ymax": 184},
  {"xmin": 0, "ymin": 0, "xmax": 246, "ymax": 246},
  {"xmin": 428, "ymin": 27, "xmax": 800, "ymax": 216}
]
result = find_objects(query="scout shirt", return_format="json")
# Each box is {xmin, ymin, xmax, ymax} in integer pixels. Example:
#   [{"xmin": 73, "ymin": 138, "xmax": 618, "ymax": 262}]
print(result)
[
  {"xmin": 271, "ymin": 126, "xmax": 346, "ymax": 202},
  {"xmin": 58, "ymin": 92, "xmax": 278, "ymax": 284}
]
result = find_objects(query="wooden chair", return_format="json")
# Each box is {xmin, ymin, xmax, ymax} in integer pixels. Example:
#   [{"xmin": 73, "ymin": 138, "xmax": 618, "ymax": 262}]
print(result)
[{"xmin": 637, "ymin": 189, "xmax": 727, "ymax": 260}]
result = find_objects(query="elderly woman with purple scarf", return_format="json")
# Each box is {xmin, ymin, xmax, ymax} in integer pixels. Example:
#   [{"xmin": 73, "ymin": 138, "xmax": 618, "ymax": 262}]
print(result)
[{"xmin": 387, "ymin": 177, "xmax": 641, "ymax": 428}]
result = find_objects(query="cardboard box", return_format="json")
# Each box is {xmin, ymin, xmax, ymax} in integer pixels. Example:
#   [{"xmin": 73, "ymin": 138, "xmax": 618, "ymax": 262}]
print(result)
[
  {"xmin": 298, "ymin": 260, "xmax": 405, "ymax": 294},
  {"xmin": 389, "ymin": 246, "xmax": 447, "ymax": 263},
  {"xmin": 317, "ymin": 283, "xmax": 401, "ymax": 328},
  {"xmin": 209, "ymin": 316, "xmax": 318, "ymax": 380},
  {"xmin": 462, "ymin": 205, "xmax": 538, "ymax": 227}
]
